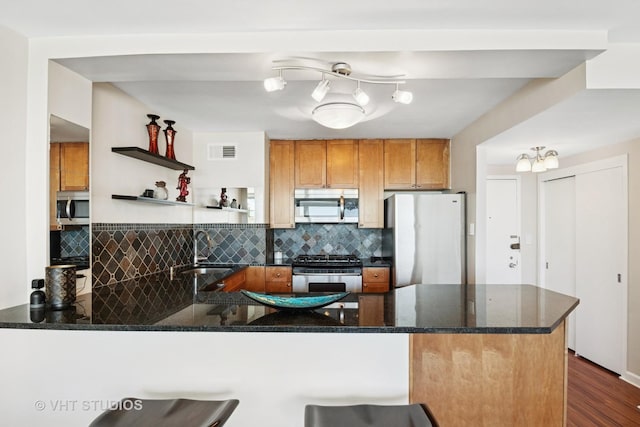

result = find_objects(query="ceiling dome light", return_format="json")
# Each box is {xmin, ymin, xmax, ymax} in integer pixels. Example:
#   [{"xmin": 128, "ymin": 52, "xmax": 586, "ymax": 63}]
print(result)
[
  {"xmin": 392, "ymin": 88, "xmax": 413, "ymax": 104},
  {"xmin": 515, "ymin": 146, "xmax": 559, "ymax": 173},
  {"xmin": 311, "ymin": 77, "xmax": 330, "ymax": 102},
  {"xmin": 312, "ymin": 102, "xmax": 365, "ymax": 129}
]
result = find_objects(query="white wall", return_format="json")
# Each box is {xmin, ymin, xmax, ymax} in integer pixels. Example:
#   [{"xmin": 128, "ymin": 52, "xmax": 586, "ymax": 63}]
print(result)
[
  {"xmin": 0, "ymin": 329, "xmax": 408, "ymax": 427},
  {"xmin": 48, "ymin": 61, "xmax": 92, "ymax": 129},
  {"xmin": 191, "ymin": 132, "xmax": 268, "ymax": 224},
  {"xmin": 0, "ymin": 26, "xmax": 28, "ymax": 309},
  {"xmin": 91, "ymin": 83, "xmax": 194, "ymax": 224}
]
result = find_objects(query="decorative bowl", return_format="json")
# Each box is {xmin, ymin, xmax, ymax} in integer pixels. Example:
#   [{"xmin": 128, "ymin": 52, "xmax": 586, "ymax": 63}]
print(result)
[{"xmin": 240, "ymin": 290, "xmax": 349, "ymax": 310}]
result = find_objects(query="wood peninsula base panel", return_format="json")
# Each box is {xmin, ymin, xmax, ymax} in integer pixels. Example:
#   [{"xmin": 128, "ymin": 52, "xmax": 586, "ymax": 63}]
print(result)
[{"xmin": 410, "ymin": 321, "xmax": 567, "ymax": 427}]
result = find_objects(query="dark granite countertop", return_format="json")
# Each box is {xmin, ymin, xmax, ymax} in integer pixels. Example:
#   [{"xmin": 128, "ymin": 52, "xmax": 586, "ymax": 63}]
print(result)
[
  {"xmin": 264, "ymin": 257, "xmax": 391, "ymax": 267},
  {"xmin": 0, "ymin": 264, "xmax": 578, "ymax": 334}
]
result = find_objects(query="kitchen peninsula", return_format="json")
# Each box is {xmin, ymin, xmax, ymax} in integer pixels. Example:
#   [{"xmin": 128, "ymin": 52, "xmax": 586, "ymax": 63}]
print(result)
[{"xmin": 0, "ymin": 269, "xmax": 578, "ymax": 427}]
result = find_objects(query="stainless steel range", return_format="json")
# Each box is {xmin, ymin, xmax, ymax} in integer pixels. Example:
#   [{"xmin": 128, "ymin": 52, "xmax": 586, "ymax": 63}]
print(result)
[{"xmin": 292, "ymin": 254, "xmax": 363, "ymax": 293}]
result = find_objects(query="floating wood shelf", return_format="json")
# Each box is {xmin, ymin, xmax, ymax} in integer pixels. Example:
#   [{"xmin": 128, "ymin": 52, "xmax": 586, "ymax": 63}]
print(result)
[
  {"xmin": 111, "ymin": 147, "xmax": 195, "ymax": 170},
  {"xmin": 112, "ymin": 195, "xmax": 194, "ymax": 206}
]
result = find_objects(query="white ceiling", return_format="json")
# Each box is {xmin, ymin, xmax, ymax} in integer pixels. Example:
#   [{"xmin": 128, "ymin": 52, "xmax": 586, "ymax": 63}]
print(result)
[{"xmin": 3, "ymin": 0, "xmax": 640, "ymax": 166}]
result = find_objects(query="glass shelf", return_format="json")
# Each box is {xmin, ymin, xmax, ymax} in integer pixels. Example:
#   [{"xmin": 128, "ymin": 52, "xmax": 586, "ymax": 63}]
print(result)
[
  {"xmin": 112, "ymin": 195, "xmax": 194, "ymax": 206},
  {"xmin": 205, "ymin": 205, "xmax": 249, "ymax": 214},
  {"xmin": 111, "ymin": 147, "xmax": 195, "ymax": 170}
]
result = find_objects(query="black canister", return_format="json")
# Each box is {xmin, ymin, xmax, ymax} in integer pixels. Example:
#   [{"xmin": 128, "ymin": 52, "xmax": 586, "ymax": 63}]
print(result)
[
  {"xmin": 45, "ymin": 265, "xmax": 77, "ymax": 310},
  {"xmin": 30, "ymin": 278, "xmax": 46, "ymax": 308}
]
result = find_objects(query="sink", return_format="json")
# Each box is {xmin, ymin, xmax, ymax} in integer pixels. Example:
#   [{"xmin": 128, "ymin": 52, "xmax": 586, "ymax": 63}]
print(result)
[{"xmin": 180, "ymin": 266, "xmax": 233, "ymax": 276}]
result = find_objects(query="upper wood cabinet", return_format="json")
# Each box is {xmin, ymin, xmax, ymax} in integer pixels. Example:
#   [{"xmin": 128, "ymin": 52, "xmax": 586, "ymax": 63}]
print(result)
[
  {"xmin": 49, "ymin": 142, "xmax": 89, "ymax": 229},
  {"xmin": 326, "ymin": 140, "xmax": 359, "ymax": 188},
  {"xmin": 59, "ymin": 142, "xmax": 90, "ymax": 191},
  {"xmin": 416, "ymin": 139, "xmax": 450, "ymax": 190},
  {"xmin": 358, "ymin": 139, "xmax": 384, "ymax": 228},
  {"xmin": 295, "ymin": 140, "xmax": 358, "ymax": 188},
  {"xmin": 384, "ymin": 139, "xmax": 450, "ymax": 190},
  {"xmin": 269, "ymin": 140, "xmax": 295, "ymax": 228}
]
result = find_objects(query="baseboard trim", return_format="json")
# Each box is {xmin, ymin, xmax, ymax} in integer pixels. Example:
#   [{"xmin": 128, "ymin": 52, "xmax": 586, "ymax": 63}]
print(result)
[{"xmin": 621, "ymin": 370, "xmax": 640, "ymax": 389}]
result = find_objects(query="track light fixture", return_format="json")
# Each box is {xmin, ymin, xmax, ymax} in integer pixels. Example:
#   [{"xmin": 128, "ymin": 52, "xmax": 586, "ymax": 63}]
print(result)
[
  {"xmin": 263, "ymin": 69, "xmax": 286, "ymax": 92},
  {"xmin": 392, "ymin": 84, "xmax": 413, "ymax": 104},
  {"xmin": 311, "ymin": 75, "xmax": 330, "ymax": 102},
  {"xmin": 264, "ymin": 60, "xmax": 413, "ymax": 129},
  {"xmin": 515, "ymin": 146, "xmax": 559, "ymax": 173},
  {"xmin": 352, "ymin": 81, "xmax": 370, "ymax": 106}
]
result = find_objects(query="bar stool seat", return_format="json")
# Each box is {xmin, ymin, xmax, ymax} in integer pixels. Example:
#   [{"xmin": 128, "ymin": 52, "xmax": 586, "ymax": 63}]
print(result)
[
  {"xmin": 304, "ymin": 403, "xmax": 436, "ymax": 427},
  {"xmin": 88, "ymin": 397, "xmax": 239, "ymax": 427}
]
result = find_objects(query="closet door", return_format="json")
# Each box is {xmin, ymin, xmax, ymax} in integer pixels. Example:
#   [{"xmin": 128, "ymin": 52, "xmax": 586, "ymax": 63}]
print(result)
[
  {"xmin": 543, "ymin": 176, "xmax": 576, "ymax": 349},
  {"xmin": 575, "ymin": 166, "xmax": 625, "ymax": 374}
]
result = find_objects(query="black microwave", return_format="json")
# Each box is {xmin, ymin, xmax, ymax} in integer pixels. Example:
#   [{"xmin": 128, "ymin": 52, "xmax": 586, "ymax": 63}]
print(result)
[{"xmin": 56, "ymin": 191, "xmax": 90, "ymax": 226}]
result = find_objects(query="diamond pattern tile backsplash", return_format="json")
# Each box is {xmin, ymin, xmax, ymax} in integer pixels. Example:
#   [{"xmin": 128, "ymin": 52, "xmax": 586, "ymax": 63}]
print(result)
[
  {"xmin": 92, "ymin": 223, "xmax": 268, "ymax": 288},
  {"xmin": 273, "ymin": 224, "xmax": 382, "ymax": 260},
  {"xmin": 91, "ymin": 223, "xmax": 379, "ymax": 287},
  {"xmin": 60, "ymin": 226, "xmax": 90, "ymax": 258},
  {"xmin": 92, "ymin": 224, "xmax": 192, "ymax": 288},
  {"xmin": 195, "ymin": 224, "xmax": 268, "ymax": 265}
]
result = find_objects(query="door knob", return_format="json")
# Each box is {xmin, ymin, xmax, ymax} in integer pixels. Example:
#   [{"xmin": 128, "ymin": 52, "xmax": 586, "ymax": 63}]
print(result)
[{"xmin": 509, "ymin": 263, "xmax": 517, "ymax": 268}]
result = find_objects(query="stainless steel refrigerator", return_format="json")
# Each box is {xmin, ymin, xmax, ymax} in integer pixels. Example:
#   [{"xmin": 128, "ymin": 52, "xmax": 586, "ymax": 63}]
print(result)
[{"xmin": 383, "ymin": 192, "xmax": 466, "ymax": 287}]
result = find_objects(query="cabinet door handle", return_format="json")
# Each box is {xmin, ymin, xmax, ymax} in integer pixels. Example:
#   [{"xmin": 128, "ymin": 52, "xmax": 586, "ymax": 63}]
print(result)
[
  {"xmin": 276, "ymin": 273, "xmax": 281, "ymax": 277},
  {"xmin": 373, "ymin": 274, "xmax": 379, "ymax": 278}
]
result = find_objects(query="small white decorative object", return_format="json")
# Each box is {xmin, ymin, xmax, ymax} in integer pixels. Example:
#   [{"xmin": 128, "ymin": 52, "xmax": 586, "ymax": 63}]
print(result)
[{"xmin": 154, "ymin": 181, "xmax": 169, "ymax": 200}]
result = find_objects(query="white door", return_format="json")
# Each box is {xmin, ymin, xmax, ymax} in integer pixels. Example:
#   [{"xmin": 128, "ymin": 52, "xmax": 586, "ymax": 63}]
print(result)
[
  {"xmin": 575, "ymin": 167, "xmax": 625, "ymax": 374},
  {"xmin": 486, "ymin": 178, "xmax": 521, "ymax": 284},
  {"xmin": 543, "ymin": 176, "xmax": 576, "ymax": 349}
]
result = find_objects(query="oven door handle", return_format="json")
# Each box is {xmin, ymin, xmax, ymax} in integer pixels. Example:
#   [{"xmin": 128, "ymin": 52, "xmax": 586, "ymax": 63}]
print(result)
[{"xmin": 339, "ymin": 195, "xmax": 345, "ymax": 220}]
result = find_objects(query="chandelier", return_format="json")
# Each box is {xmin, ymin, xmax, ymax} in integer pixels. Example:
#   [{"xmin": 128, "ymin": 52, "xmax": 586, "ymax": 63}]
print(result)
[
  {"xmin": 515, "ymin": 146, "xmax": 559, "ymax": 173},
  {"xmin": 263, "ymin": 61, "xmax": 413, "ymax": 129}
]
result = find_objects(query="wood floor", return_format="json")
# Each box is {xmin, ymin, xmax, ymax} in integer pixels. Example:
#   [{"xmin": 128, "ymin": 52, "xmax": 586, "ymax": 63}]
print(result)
[{"xmin": 567, "ymin": 351, "xmax": 640, "ymax": 426}]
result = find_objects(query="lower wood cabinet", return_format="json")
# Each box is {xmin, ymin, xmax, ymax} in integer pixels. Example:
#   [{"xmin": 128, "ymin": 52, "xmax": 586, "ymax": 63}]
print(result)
[
  {"xmin": 243, "ymin": 266, "xmax": 265, "ymax": 292},
  {"xmin": 265, "ymin": 266, "xmax": 292, "ymax": 293},
  {"xmin": 221, "ymin": 268, "xmax": 247, "ymax": 292},
  {"xmin": 362, "ymin": 267, "xmax": 390, "ymax": 293},
  {"xmin": 358, "ymin": 294, "xmax": 385, "ymax": 326}
]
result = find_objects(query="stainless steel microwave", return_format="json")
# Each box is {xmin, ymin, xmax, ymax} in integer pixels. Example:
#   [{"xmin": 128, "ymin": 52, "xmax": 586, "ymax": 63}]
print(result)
[
  {"xmin": 56, "ymin": 191, "xmax": 90, "ymax": 226},
  {"xmin": 294, "ymin": 188, "xmax": 359, "ymax": 223}
]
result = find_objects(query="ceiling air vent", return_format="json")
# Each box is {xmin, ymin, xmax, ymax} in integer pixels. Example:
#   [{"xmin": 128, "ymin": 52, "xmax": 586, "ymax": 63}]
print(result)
[{"xmin": 207, "ymin": 144, "xmax": 237, "ymax": 160}]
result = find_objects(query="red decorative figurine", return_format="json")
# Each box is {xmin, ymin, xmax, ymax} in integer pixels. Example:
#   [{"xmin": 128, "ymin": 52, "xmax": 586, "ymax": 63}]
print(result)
[{"xmin": 176, "ymin": 169, "xmax": 190, "ymax": 202}]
